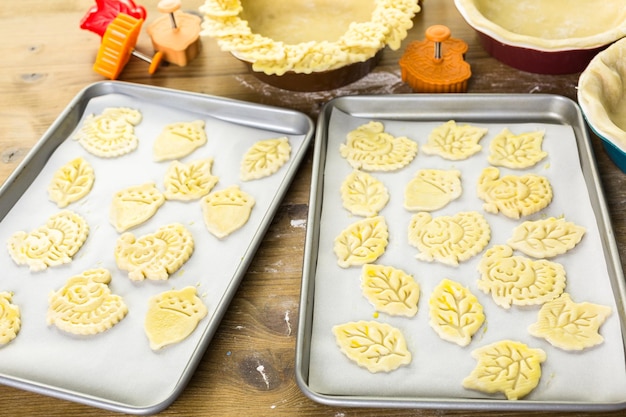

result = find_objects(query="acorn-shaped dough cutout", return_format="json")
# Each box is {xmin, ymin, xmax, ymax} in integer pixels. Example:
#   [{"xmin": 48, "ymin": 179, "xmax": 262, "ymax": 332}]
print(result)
[
  {"xmin": 200, "ymin": 185, "xmax": 255, "ymax": 238},
  {"xmin": 144, "ymin": 286, "xmax": 208, "ymax": 350}
]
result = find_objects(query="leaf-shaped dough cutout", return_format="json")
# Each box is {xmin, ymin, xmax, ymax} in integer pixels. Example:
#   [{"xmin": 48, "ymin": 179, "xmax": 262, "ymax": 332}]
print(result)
[
  {"xmin": 341, "ymin": 170, "xmax": 389, "ymax": 217},
  {"xmin": 361, "ymin": 264, "xmax": 420, "ymax": 317},
  {"xmin": 164, "ymin": 158, "xmax": 219, "ymax": 201},
  {"xmin": 153, "ymin": 120, "xmax": 207, "ymax": 161},
  {"xmin": 488, "ymin": 128, "xmax": 548, "ymax": 169},
  {"xmin": 333, "ymin": 216, "xmax": 389, "ymax": 268},
  {"xmin": 404, "ymin": 169, "xmax": 462, "ymax": 211},
  {"xmin": 463, "ymin": 340, "xmax": 546, "ymax": 400},
  {"xmin": 429, "ymin": 278, "xmax": 484, "ymax": 346},
  {"xmin": 422, "ymin": 120, "xmax": 488, "ymax": 160},
  {"xmin": 477, "ymin": 245, "xmax": 566, "ymax": 309},
  {"xmin": 332, "ymin": 320, "xmax": 412, "ymax": 373},
  {"xmin": 528, "ymin": 293, "xmax": 611, "ymax": 351},
  {"xmin": 240, "ymin": 137, "xmax": 291, "ymax": 181},
  {"xmin": 507, "ymin": 217, "xmax": 586, "ymax": 258},
  {"xmin": 48, "ymin": 157, "xmax": 95, "ymax": 208},
  {"xmin": 339, "ymin": 121, "xmax": 418, "ymax": 171}
]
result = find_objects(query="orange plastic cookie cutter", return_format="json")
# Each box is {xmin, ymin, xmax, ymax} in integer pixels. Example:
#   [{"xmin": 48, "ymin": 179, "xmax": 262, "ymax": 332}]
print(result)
[
  {"xmin": 399, "ymin": 25, "xmax": 471, "ymax": 93},
  {"xmin": 93, "ymin": 13, "xmax": 163, "ymax": 79},
  {"xmin": 147, "ymin": 0, "xmax": 202, "ymax": 67}
]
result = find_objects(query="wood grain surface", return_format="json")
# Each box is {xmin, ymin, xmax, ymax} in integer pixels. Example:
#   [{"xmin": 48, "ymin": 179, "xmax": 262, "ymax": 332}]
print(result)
[{"xmin": 1, "ymin": 1, "xmax": 626, "ymax": 416}]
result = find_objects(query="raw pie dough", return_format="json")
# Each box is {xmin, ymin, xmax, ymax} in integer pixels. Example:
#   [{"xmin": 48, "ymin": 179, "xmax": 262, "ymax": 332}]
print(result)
[
  {"xmin": 528, "ymin": 293, "xmax": 611, "ymax": 351},
  {"xmin": 487, "ymin": 128, "xmax": 547, "ymax": 169},
  {"xmin": 340, "ymin": 170, "xmax": 389, "ymax": 217},
  {"xmin": 507, "ymin": 217, "xmax": 586, "ymax": 258},
  {"xmin": 144, "ymin": 286, "xmax": 208, "ymax": 350},
  {"xmin": 334, "ymin": 216, "xmax": 389, "ymax": 268},
  {"xmin": 429, "ymin": 278, "xmax": 484, "ymax": 347},
  {"xmin": 463, "ymin": 339, "xmax": 546, "ymax": 400},
  {"xmin": 7, "ymin": 210, "xmax": 89, "ymax": 272},
  {"xmin": 201, "ymin": 185, "xmax": 255, "ymax": 238},
  {"xmin": 332, "ymin": 320, "xmax": 412, "ymax": 373},
  {"xmin": 109, "ymin": 182, "xmax": 165, "ymax": 232},
  {"xmin": 477, "ymin": 167, "xmax": 553, "ymax": 219},
  {"xmin": 477, "ymin": 245, "xmax": 566, "ymax": 309},
  {"xmin": 0, "ymin": 292, "xmax": 20, "ymax": 346},
  {"xmin": 153, "ymin": 120, "xmax": 207, "ymax": 162},
  {"xmin": 164, "ymin": 158, "xmax": 219, "ymax": 200},
  {"xmin": 422, "ymin": 120, "xmax": 488, "ymax": 160},
  {"xmin": 47, "ymin": 268, "xmax": 128, "ymax": 335},
  {"xmin": 200, "ymin": 0, "xmax": 421, "ymax": 75},
  {"xmin": 404, "ymin": 169, "xmax": 462, "ymax": 211},
  {"xmin": 73, "ymin": 107, "xmax": 142, "ymax": 157},
  {"xmin": 48, "ymin": 157, "xmax": 95, "ymax": 208},
  {"xmin": 240, "ymin": 137, "xmax": 291, "ymax": 181},
  {"xmin": 407, "ymin": 211, "xmax": 491, "ymax": 266},
  {"xmin": 361, "ymin": 264, "xmax": 420, "ymax": 317},
  {"xmin": 115, "ymin": 223, "xmax": 195, "ymax": 281},
  {"xmin": 340, "ymin": 121, "xmax": 418, "ymax": 171}
]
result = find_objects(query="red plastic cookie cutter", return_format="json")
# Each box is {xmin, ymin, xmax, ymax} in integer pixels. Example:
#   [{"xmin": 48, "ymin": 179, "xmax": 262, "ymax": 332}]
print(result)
[
  {"xmin": 399, "ymin": 25, "xmax": 471, "ymax": 93},
  {"xmin": 80, "ymin": 0, "xmax": 146, "ymax": 37}
]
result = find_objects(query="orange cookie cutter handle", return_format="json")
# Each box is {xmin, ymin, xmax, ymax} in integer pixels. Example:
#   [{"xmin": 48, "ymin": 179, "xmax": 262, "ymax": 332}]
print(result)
[{"xmin": 93, "ymin": 13, "xmax": 164, "ymax": 79}]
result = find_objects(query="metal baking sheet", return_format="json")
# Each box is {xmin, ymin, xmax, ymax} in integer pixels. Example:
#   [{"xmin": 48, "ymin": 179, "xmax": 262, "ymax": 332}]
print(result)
[
  {"xmin": 0, "ymin": 81, "xmax": 313, "ymax": 414},
  {"xmin": 296, "ymin": 94, "xmax": 626, "ymax": 412}
]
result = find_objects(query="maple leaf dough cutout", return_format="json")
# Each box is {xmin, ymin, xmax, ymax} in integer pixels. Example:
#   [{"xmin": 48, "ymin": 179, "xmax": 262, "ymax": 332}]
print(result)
[
  {"xmin": 144, "ymin": 286, "xmax": 208, "ymax": 350},
  {"xmin": 109, "ymin": 182, "xmax": 165, "ymax": 232},
  {"xmin": 240, "ymin": 136, "xmax": 291, "ymax": 181},
  {"xmin": 488, "ymin": 128, "xmax": 548, "ymax": 169},
  {"xmin": 7, "ymin": 210, "xmax": 89, "ymax": 272},
  {"xmin": 115, "ymin": 223, "xmax": 195, "ymax": 281},
  {"xmin": 163, "ymin": 158, "xmax": 219, "ymax": 201},
  {"xmin": 332, "ymin": 320, "xmax": 412, "ymax": 373},
  {"xmin": 361, "ymin": 264, "xmax": 420, "ymax": 317},
  {"xmin": 0, "ymin": 292, "xmax": 20, "ymax": 346},
  {"xmin": 73, "ymin": 107, "xmax": 142, "ymax": 157},
  {"xmin": 339, "ymin": 121, "xmax": 418, "ymax": 171},
  {"xmin": 528, "ymin": 293, "xmax": 611, "ymax": 351},
  {"xmin": 340, "ymin": 170, "xmax": 390, "ymax": 217},
  {"xmin": 47, "ymin": 268, "xmax": 128, "ymax": 335},
  {"xmin": 507, "ymin": 217, "xmax": 586, "ymax": 258},
  {"xmin": 477, "ymin": 245, "xmax": 566, "ymax": 309},
  {"xmin": 477, "ymin": 167, "xmax": 553, "ymax": 219},
  {"xmin": 404, "ymin": 169, "xmax": 462, "ymax": 211},
  {"xmin": 463, "ymin": 340, "xmax": 546, "ymax": 400},
  {"xmin": 201, "ymin": 185, "xmax": 255, "ymax": 238},
  {"xmin": 421, "ymin": 120, "xmax": 488, "ymax": 160},
  {"xmin": 153, "ymin": 120, "xmax": 207, "ymax": 162},
  {"xmin": 48, "ymin": 157, "xmax": 95, "ymax": 208},
  {"xmin": 334, "ymin": 216, "xmax": 389, "ymax": 268},
  {"xmin": 429, "ymin": 278, "xmax": 484, "ymax": 347},
  {"xmin": 407, "ymin": 211, "xmax": 491, "ymax": 266}
]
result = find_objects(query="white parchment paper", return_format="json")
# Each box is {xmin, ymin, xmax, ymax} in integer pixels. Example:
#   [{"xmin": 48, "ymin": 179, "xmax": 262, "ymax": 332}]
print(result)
[
  {"xmin": 307, "ymin": 107, "xmax": 626, "ymax": 403},
  {"xmin": 0, "ymin": 91, "xmax": 309, "ymax": 409}
]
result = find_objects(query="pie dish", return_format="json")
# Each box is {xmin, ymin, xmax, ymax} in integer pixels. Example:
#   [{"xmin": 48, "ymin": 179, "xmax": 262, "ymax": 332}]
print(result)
[
  {"xmin": 199, "ymin": 0, "xmax": 421, "ymax": 90},
  {"xmin": 578, "ymin": 37, "xmax": 626, "ymax": 172},
  {"xmin": 454, "ymin": 0, "xmax": 626, "ymax": 74}
]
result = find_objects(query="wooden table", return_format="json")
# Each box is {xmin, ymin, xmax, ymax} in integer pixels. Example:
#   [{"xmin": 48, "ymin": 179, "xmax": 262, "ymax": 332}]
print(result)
[{"xmin": 2, "ymin": 1, "xmax": 626, "ymax": 416}]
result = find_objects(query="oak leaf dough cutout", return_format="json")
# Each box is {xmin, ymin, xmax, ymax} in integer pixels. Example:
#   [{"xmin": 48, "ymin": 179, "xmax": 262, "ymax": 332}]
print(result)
[
  {"xmin": 47, "ymin": 268, "xmax": 128, "ymax": 335},
  {"xmin": 7, "ymin": 210, "xmax": 89, "ymax": 272},
  {"xmin": 164, "ymin": 158, "xmax": 219, "ymax": 201}
]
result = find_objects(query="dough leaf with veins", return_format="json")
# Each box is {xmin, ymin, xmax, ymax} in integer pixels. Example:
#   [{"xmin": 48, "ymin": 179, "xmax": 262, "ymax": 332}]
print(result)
[
  {"xmin": 48, "ymin": 157, "xmax": 95, "ymax": 208},
  {"xmin": 361, "ymin": 264, "xmax": 420, "ymax": 317},
  {"xmin": 164, "ymin": 158, "xmax": 219, "ymax": 201},
  {"xmin": 341, "ymin": 170, "xmax": 389, "ymax": 217},
  {"xmin": 422, "ymin": 120, "xmax": 488, "ymax": 160},
  {"xmin": 334, "ymin": 216, "xmax": 389, "ymax": 268},
  {"xmin": 240, "ymin": 137, "xmax": 291, "ymax": 181}
]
